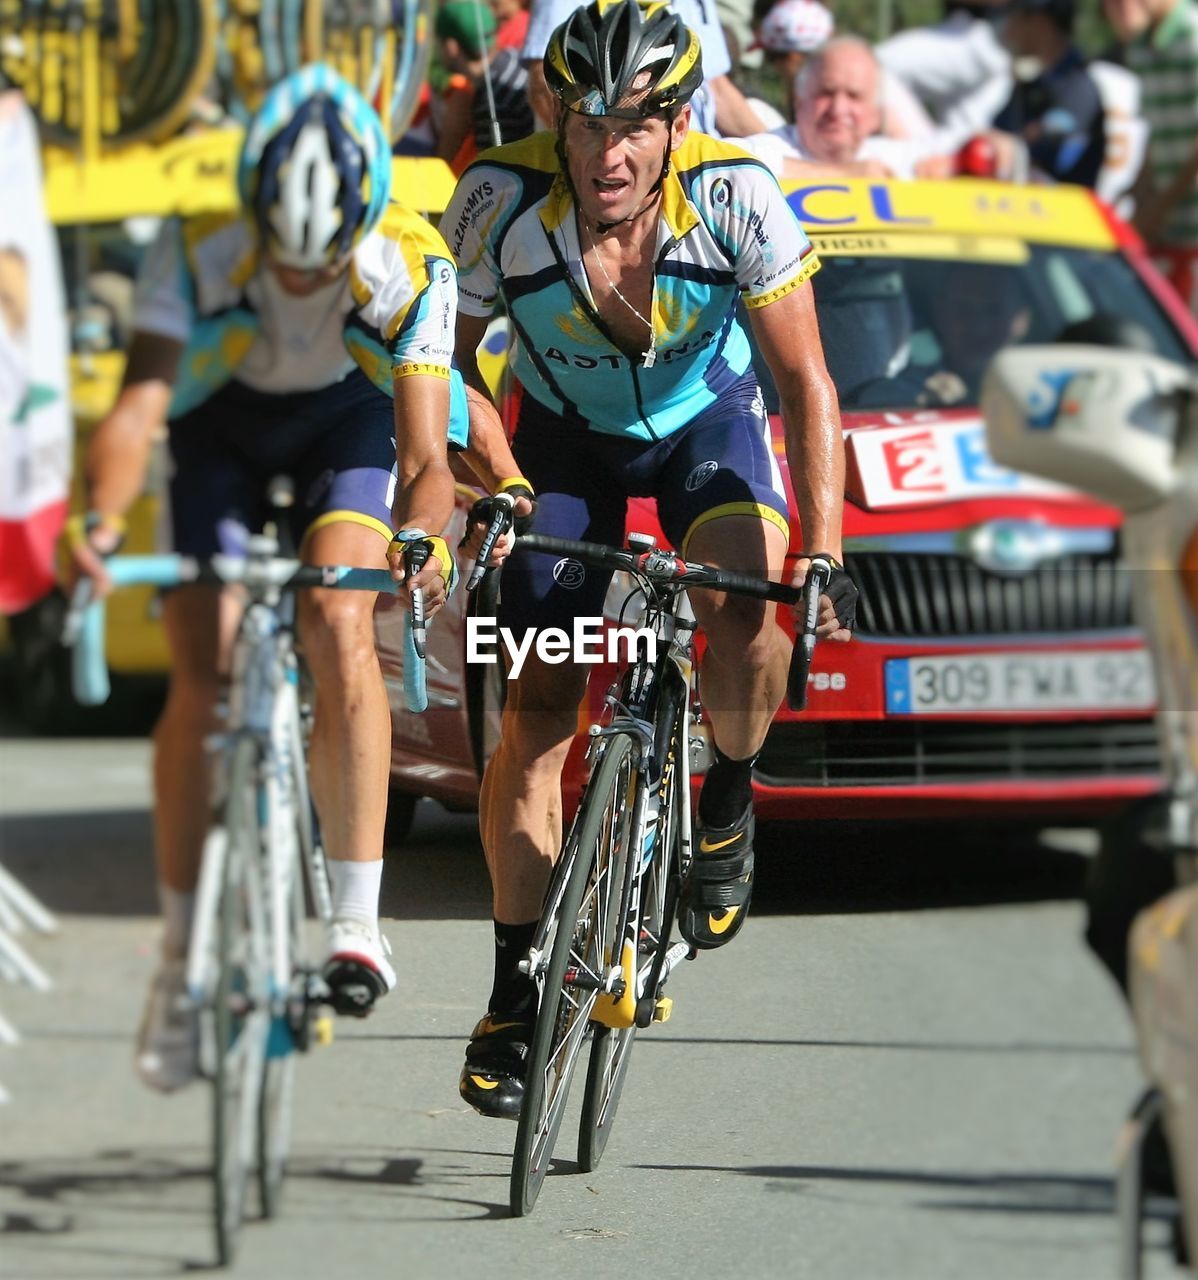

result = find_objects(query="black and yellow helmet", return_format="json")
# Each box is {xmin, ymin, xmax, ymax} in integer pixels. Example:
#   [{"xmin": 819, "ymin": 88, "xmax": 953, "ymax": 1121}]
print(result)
[{"xmin": 544, "ymin": 0, "xmax": 704, "ymax": 119}]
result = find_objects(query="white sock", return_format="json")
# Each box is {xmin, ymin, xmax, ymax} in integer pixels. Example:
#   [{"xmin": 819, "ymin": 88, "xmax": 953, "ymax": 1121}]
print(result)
[
  {"xmin": 159, "ymin": 885, "xmax": 195, "ymax": 960},
  {"xmin": 328, "ymin": 858, "xmax": 383, "ymax": 929}
]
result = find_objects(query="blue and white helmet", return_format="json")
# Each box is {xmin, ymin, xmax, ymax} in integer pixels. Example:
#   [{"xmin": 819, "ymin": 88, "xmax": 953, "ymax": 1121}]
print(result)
[{"xmin": 238, "ymin": 65, "xmax": 392, "ymax": 269}]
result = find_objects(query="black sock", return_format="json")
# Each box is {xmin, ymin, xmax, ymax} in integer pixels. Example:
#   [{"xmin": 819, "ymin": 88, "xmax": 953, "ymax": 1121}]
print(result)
[
  {"xmin": 488, "ymin": 919, "xmax": 538, "ymax": 1017},
  {"xmin": 698, "ymin": 746, "xmax": 757, "ymax": 830}
]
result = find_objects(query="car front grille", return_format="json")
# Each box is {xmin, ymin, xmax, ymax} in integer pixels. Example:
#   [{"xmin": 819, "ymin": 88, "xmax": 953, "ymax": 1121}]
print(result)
[
  {"xmin": 755, "ymin": 719, "xmax": 1161, "ymax": 787},
  {"xmin": 846, "ymin": 552, "xmax": 1134, "ymax": 637}
]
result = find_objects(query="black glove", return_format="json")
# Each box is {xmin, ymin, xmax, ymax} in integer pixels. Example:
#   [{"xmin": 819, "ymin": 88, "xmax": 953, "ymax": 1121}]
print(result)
[
  {"xmin": 825, "ymin": 564, "xmax": 858, "ymax": 632},
  {"xmin": 461, "ymin": 482, "xmax": 537, "ymax": 548}
]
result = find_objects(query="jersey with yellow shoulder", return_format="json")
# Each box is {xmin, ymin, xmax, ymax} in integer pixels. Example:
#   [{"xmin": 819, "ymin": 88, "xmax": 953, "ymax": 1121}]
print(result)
[{"xmin": 133, "ymin": 201, "xmax": 468, "ymax": 446}]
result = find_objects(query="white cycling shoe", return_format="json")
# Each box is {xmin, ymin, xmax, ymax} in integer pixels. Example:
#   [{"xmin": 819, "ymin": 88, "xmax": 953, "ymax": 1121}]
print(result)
[
  {"xmin": 322, "ymin": 918, "xmax": 396, "ymax": 1018},
  {"xmin": 134, "ymin": 956, "xmax": 199, "ymax": 1092}
]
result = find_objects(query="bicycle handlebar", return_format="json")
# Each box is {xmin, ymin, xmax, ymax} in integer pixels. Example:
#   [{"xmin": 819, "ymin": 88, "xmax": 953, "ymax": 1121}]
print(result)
[
  {"xmin": 64, "ymin": 553, "xmax": 428, "ymax": 713},
  {"xmin": 514, "ymin": 534, "xmax": 832, "ymax": 712}
]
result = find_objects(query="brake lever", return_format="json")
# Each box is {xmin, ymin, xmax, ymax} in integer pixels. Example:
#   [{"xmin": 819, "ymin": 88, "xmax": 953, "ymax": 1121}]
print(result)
[
  {"xmin": 466, "ymin": 492, "xmax": 515, "ymax": 592},
  {"xmin": 404, "ymin": 540, "xmax": 431, "ymax": 658},
  {"xmin": 786, "ymin": 556, "xmax": 834, "ymax": 711}
]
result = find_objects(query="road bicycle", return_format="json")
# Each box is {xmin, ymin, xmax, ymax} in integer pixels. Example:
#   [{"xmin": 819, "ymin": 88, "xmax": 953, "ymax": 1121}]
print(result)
[
  {"xmin": 66, "ymin": 527, "xmax": 427, "ymax": 1265},
  {"xmin": 471, "ymin": 524, "xmax": 828, "ymax": 1216}
]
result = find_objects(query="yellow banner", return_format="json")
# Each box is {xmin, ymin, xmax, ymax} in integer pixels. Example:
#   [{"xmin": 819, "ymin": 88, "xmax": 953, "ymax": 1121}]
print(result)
[
  {"xmin": 781, "ymin": 178, "xmax": 1115, "ymax": 250},
  {"xmin": 45, "ymin": 134, "xmax": 458, "ymax": 225}
]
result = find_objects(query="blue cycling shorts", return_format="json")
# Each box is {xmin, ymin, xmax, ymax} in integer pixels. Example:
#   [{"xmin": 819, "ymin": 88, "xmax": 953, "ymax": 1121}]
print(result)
[
  {"xmin": 168, "ymin": 369, "xmax": 398, "ymax": 557},
  {"xmin": 498, "ymin": 373, "xmax": 790, "ymax": 634}
]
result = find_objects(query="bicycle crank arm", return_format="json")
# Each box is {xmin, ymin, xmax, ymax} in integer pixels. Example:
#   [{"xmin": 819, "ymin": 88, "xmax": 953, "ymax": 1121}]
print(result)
[{"xmin": 634, "ymin": 942, "xmax": 695, "ymax": 1027}]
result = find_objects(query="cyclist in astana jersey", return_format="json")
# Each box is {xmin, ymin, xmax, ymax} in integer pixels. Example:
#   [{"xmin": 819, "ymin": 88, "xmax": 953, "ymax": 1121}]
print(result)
[
  {"xmin": 442, "ymin": 0, "xmax": 858, "ymax": 1120},
  {"xmin": 66, "ymin": 66, "xmax": 462, "ymax": 1092}
]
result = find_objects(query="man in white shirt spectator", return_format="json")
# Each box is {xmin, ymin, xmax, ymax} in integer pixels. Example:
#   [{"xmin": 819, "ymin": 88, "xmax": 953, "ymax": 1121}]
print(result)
[
  {"xmin": 735, "ymin": 36, "xmax": 939, "ymax": 179},
  {"xmin": 521, "ymin": 0, "xmax": 767, "ymax": 135},
  {"xmin": 877, "ymin": 0, "xmax": 1012, "ymax": 149}
]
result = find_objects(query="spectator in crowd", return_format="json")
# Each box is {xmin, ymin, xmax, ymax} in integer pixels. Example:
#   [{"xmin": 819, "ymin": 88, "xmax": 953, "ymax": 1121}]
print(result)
[
  {"xmin": 755, "ymin": 0, "xmax": 833, "ymax": 127},
  {"xmin": 735, "ymin": 36, "xmax": 939, "ymax": 179},
  {"xmin": 493, "ymin": 0, "xmax": 531, "ymax": 49},
  {"xmin": 1104, "ymin": 0, "xmax": 1198, "ymax": 309},
  {"xmin": 520, "ymin": 0, "xmax": 767, "ymax": 135},
  {"xmin": 756, "ymin": 0, "xmax": 935, "ymax": 138},
  {"xmin": 1087, "ymin": 56, "xmax": 1149, "ymax": 211},
  {"xmin": 877, "ymin": 0, "xmax": 1012, "ymax": 149},
  {"xmin": 986, "ymin": 0, "xmax": 1107, "ymax": 188},
  {"xmin": 434, "ymin": 0, "xmax": 535, "ymax": 171}
]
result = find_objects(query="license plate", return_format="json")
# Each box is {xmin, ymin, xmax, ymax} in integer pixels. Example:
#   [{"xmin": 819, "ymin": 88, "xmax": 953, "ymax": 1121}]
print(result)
[{"xmin": 885, "ymin": 651, "xmax": 1156, "ymax": 715}]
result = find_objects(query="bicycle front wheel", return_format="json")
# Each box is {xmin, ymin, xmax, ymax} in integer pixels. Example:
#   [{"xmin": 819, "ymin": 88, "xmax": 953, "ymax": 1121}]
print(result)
[
  {"xmin": 578, "ymin": 706, "xmax": 681, "ymax": 1171},
  {"xmin": 259, "ymin": 679, "xmax": 320, "ymax": 1218},
  {"xmin": 207, "ymin": 741, "xmax": 271, "ymax": 1266},
  {"xmin": 511, "ymin": 733, "xmax": 640, "ymax": 1217}
]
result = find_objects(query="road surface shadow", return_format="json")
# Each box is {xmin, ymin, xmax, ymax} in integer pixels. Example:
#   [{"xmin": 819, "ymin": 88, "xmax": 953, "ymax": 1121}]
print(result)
[
  {"xmin": 0, "ymin": 1144, "xmax": 513, "ymax": 1270},
  {"xmin": 634, "ymin": 1161, "xmax": 1179, "ymax": 1224},
  {"xmin": 1, "ymin": 799, "xmax": 1095, "ymax": 920}
]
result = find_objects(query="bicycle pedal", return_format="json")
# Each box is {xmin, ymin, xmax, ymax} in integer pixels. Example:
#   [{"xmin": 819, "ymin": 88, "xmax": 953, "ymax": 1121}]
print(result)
[
  {"xmin": 652, "ymin": 997, "xmax": 673, "ymax": 1023},
  {"xmin": 312, "ymin": 1015, "xmax": 334, "ymax": 1047}
]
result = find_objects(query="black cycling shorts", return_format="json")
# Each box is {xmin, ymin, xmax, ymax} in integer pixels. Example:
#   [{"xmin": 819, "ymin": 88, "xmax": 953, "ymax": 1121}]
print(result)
[
  {"xmin": 168, "ymin": 369, "xmax": 397, "ymax": 557},
  {"xmin": 499, "ymin": 372, "xmax": 790, "ymax": 634}
]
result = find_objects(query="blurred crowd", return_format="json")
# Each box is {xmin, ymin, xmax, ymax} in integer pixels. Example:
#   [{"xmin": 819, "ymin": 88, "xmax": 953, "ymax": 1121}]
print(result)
[{"xmin": 398, "ymin": 0, "xmax": 1198, "ymax": 309}]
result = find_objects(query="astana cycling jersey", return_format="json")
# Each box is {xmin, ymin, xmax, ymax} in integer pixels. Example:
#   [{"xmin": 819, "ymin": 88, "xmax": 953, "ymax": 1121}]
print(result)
[
  {"xmin": 133, "ymin": 203, "xmax": 469, "ymax": 446},
  {"xmin": 441, "ymin": 130, "xmax": 820, "ymax": 441}
]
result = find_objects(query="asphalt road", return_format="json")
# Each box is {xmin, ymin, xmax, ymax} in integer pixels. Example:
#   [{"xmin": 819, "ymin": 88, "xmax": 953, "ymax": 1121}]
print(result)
[{"xmin": 0, "ymin": 726, "xmax": 1188, "ymax": 1280}]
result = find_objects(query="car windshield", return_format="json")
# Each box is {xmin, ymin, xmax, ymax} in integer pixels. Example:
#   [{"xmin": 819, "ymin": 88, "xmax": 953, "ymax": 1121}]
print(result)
[{"xmin": 752, "ymin": 244, "xmax": 1193, "ymax": 414}]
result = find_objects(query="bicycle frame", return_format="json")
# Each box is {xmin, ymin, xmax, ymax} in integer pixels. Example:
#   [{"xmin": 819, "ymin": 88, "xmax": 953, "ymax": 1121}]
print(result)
[{"xmin": 187, "ymin": 570, "xmax": 325, "ymax": 1025}]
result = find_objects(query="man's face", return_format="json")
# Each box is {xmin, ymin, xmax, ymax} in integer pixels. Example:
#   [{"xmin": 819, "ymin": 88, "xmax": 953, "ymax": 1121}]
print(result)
[
  {"xmin": 1102, "ymin": 0, "xmax": 1153, "ymax": 41},
  {"xmin": 562, "ymin": 105, "xmax": 689, "ymax": 226},
  {"xmin": 796, "ymin": 45, "xmax": 882, "ymax": 164}
]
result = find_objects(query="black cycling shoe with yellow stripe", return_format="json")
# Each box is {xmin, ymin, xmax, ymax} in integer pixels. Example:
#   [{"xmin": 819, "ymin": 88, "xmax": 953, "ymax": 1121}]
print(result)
[
  {"xmin": 678, "ymin": 804, "xmax": 755, "ymax": 949},
  {"xmin": 459, "ymin": 1011, "xmax": 536, "ymax": 1120}
]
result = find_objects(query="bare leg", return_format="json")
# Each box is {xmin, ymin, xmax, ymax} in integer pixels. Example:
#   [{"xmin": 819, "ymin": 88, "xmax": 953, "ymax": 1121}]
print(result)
[
  {"xmin": 297, "ymin": 522, "xmax": 392, "ymax": 865},
  {"xmin": 685, "ymin": 517, "xmax": 790, "ymax": 759},
  {"xmin": 152, "ymin": 586, "xmax": 242, "ymax": 892},
  {"xmin": 676, "ymin": 516, "xmax": 790, "ymax": 949},
  {"xmin": 298, "ymin": 521, "xmax": 396, "ymax": 1012},
  {"xmin": 478, "ymin": 657, "xmax": 589, "ymax": 923}
]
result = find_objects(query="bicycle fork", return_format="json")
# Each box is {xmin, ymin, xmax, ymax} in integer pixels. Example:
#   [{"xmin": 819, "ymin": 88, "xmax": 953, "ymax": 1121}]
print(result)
[{"xmin": 587, "ymin": 716, "xmax": 691, "ymax": 1031}]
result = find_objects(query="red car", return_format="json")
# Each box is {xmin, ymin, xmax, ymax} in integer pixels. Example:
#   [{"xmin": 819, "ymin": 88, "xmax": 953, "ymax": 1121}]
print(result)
[{"xmin": 379, "ymin": 179, "xmax": 1198, "ymax": 834}]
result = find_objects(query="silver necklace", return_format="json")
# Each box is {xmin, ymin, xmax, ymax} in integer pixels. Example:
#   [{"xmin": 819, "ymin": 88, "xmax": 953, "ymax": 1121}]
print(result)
[{"xmin": 580, "ymin": 217, "xmax": 658, "ymax": 369}]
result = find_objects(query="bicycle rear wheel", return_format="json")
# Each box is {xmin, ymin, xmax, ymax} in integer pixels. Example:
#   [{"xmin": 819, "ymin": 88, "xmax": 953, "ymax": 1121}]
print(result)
[
  {"xmin": 510, "ymin": 733, "xmax": 639, "ymax": 1217},
  {"xmin": 578, "ymin": 709, "xmax": 681, "ymax": 1171},
  {"xmin": 207, "ymin": 742, "xmax": 270, "ymax": 1266}
]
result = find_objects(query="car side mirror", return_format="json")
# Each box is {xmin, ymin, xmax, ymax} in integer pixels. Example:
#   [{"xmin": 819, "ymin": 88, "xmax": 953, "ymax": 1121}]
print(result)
[{"xmin": 981, "ymin": 345, "xmax": 1194, "ymax": 513}]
